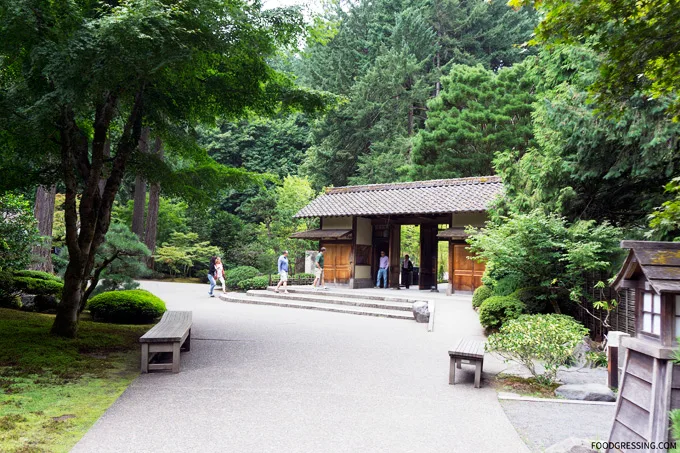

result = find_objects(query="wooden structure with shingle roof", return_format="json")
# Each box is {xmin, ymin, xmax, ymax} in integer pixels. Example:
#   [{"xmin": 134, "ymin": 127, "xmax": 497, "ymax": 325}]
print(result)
[
  {"xmin": 608, "ymin": 241, "xmax": 680, "ymax": 449},
  {"xmin": 291, "ymin": 176, "xmax": 502, "ymax": 292}
]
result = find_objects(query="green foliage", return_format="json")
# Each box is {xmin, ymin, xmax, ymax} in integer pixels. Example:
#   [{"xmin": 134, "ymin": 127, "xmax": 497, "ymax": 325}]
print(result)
[
  {"xmin": 237, "ymin": 276, "xmax": 270, "ymax": 291},
  {"xmin": 585, "ymin": 351, "xmax": 608, "ymax": 368},
  {"xmin": 12, "ymin": 277, "xmax": 63, "ymax": 297},
  {"xmin": 467, "ymin": 210, "xmax": 623, "ymax": 309},
  {"xmin": 0, "ymin": 194, "xmax": 39, "ymax": 272},
  {"xmin": 512, "ymin": 0, "xmax": 680, "ymax": 119},
  {"xmin": 510, "ymin": 287, "xmax": 553, "ymax": 315},
  {"xmin": 154, "ymin": 232, "xmax": 220, "ymax": 277},
  {"xmin": 412, "ymin": 62, "xmax": 536, "ymax": 179},
  {"xmin": 112, "ymin": 198, "xmax": 190, "ymax": 247},
  {"xmin": 478, "ymin": 296, "xmax": 525, "ymax": 330},
  {"xmin": 87, "ymin": 290, "xmax": 166, "ymax": 324},
  {"xmin": 486, "ymin": 314, "xmax": 589, "ymax": 384},
  {"xmin": 472, "ymin": 285, "xmax": 493, "ymax": 309},
  {"xmin": 226, "ymin": 266, "xmax": 261, "ymax": 288},
  {"xmin": 0, "ymin": 271, "xmax": 20, "ymax": 308},
  {"xmin": 12, "ymin": 270, "xmax": 62, "ymax": 282},
  {"xmin": 648, "ymin": 177, "xmax": 680, "ymax": 241}
]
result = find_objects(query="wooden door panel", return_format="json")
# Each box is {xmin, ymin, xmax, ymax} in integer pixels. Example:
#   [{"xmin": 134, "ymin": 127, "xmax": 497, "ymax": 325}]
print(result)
[
  {"xmin": 453, "ymin": 244, "xmax": 482, "ymax": 292},
  {"xmin": 324, "ymin": 244, "xmax": 351, "ymax": 284}
]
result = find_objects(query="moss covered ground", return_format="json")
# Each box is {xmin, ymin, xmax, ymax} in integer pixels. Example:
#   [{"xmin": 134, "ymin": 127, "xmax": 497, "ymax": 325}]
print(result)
[{"xmin": 0, "ymin": 308, "xmax": 150, "ymax": 452}]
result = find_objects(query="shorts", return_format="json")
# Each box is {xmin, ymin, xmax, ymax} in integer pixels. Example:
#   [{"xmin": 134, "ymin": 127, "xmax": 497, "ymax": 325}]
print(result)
[
  {"xmin": 279, "ymin": 271, "xmax": 288, "ymax": 282},
  {"xmin": 315, "ymin": 268, "xmax": 323, "ymax": 278}
]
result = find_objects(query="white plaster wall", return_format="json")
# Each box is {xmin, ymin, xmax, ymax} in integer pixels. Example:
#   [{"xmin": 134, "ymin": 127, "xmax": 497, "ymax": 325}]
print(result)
[
  {"xmin": 356, "ymin": 217, "xmax": 372, "ymax": 245},
  {"xmin": 355, "ymin": 265, "xmax": 371, "ymax": 279},
  {"xmin": 322, "ymin": 216, "xmax": 353, "ymax": 229}
]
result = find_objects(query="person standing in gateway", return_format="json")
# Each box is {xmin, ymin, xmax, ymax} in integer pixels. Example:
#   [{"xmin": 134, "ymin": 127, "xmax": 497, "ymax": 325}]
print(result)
[
  {"xmin": 312, "ymin": 247, "xmax": 328, "ymax": 290},
  {"xmin": 275, "ymin": 250, "xmax": 289, "ymax": 294},
  {"xmin": 376, "ymin": 250, "xmax": 389, "ymax": 288}
]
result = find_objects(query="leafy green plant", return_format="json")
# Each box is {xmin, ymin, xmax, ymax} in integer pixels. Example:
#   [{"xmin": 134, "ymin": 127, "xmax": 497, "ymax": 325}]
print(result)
[
  {"xmin": 478, "ymin": 296, "xmax": 525, "ymax": 330},
  {"xmin": 237, "ymin": 276, "xmax": 270, "ymax": 291},
  {"xmin": 510, "ymin": 287, "xmax": 554, "ymax": 314},
  {"xmin": 154, "ymin": 232, "xmax": 220, "ymax": 278},
  {"xmin": 486, "ymin": 314, "xmax": 589, "ymax": 384},
  {"xmin": 87, "ymin": 290, "xmax": 166, "ymax": 324},
  {"xmin": 12, "ymin": 270, "xmax": 62, "ymax": 282},
  {"xmin": 472, "ymin": 285, "xmax": 493, "ymax": 309},
  {"xmin": 12, "ymin": 277, "xmax": 63, "ymax": 296},
  {"xmin": 585, "ymin": 350, "xmax": 607, "ymax": 368},
  {"xmin": 226, "ymin": 266, "xmax": 260, "ymax": 288},
  {"xmin": 0, "ymin": 194, "xmax": 39, "ymax": 272}
]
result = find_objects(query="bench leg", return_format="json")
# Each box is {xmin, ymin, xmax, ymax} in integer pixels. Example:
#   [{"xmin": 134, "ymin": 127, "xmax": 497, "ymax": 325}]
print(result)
[
  {"xmin": 449, "ymin": 356, "xmax": 456, "ymax": 385},
  {"xmin": 456, "ymin": 358, "xmax": 462, "ymax": 369},
  {"xmin": 474, "ymin": 360, "xmax": 482, "ymax": 388},
  {"xmin": 141, "ymin": 343, "xmax": 149, "ymax": 373},
  {"xmin": 172, "ymin": 342, "xmax": 181, "ymax": 373},
  {"xmin": 183, "ymin": 329, "xmax": 191, "ymax": 352}
]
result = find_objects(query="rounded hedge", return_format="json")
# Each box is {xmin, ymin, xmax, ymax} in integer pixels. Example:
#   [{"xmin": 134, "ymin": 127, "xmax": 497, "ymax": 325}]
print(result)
[
  {"xmin": 226, "ymin": 266, "xmax": 260, "ymax": 288},
  {"xmin": 472, "ymin": 285, "xmax": 493, "ymax": 309},
  {"xmin": 12, "ymin": 277, "xmax": 63, "ymax": 296},
  {"xmin": 478, "ymin": 295, "xmax": 525, "ymax": 330},
  {"xmin": 87, "ymin": 289, "xmax": 166, "ymax": 324},
  {"xmin": 12, "ymin": 270, "xmax": 62, "ymax": 282},
  {"xmin": 237, "ymin": 276, "xmax": 270, "ymax": 291}
]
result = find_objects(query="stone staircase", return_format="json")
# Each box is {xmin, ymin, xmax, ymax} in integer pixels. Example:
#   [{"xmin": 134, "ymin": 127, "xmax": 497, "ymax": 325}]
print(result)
[{"xmin": 219, "ymin": 286, "xmax": 426, "ymax": 320}]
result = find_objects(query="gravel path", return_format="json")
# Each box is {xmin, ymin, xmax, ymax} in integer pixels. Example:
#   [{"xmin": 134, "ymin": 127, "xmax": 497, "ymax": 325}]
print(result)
[
  {"xmin": 500, "ymin": 400, "xmax": 615, "ymax": 452},
  {"xmin": 72, "ymin": 281, "xmax": 528, "ymax": 453}
]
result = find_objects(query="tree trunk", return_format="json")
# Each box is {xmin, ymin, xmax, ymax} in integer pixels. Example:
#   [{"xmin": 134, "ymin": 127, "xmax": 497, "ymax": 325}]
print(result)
[
  {"xmin": 52, "ymin": 88, "xmax": 144, "ymax": 338},
  {"xmin": 98, "ymin": 140, "xmax": 111, "ymax": 196},
  {"xmin": 30, "ymin": 185, "xmax": 57, "ymax": 273},
  {"xmin": 144, "ymin": 137, "xmax": 163, "ymax": 269},
  {"xmin": 131, "ymin": 127, "xmax": 150, "ymax": 239}
]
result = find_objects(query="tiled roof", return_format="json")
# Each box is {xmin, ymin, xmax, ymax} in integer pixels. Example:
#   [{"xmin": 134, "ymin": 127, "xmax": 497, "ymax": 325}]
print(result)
[
  {"xmin": 437, "ymin": 227, "xmax": 470, "ymax": 240},
  {"xmin": 294, "ymin": 176, "xmax": 503, "ymax": 218},
  {"xmin": 613, "ymin": 241, "xmax": 680, "ymax": 294},
  {"xmin": 289, "ymin": 229, "xmax": 353, "ymax": 239}
]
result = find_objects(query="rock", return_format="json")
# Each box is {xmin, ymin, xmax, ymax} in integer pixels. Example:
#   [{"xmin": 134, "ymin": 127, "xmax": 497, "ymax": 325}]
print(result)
[
  {"xmin": 34, "ymin": 294, "xmax": 59, "ymax": 312},
  {"xmin": 20, "ymin": 294, "xmax": 36, "ymax": 311},
  {"xmin": 555, "ymin": 384, "xmax": 615, "ymax": 402},
  {"xmin": 571, "ymin": 337, "xmax": 593, "ymax": 368},
  {"xmin": 545, "ymin": 437, "xmax": 597, "ymax": 453},
  {"xmin": 412, "ymin": 301, "xmax": 430, "ymax": 323}
]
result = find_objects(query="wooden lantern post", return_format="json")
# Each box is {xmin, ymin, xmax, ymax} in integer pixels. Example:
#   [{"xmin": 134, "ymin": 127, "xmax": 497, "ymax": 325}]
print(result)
[{"xmin": 608, "ymin": 241, "xmax": 680, "ymax": 451}]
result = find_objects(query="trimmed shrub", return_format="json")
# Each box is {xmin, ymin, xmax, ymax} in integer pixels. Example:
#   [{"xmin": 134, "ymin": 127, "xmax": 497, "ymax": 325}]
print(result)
[
  {"xmin": 12, "ymin": 277, "xmax": 63, "ymax": 296},
  {"xmin": 472, "ymin": 285, "xmax": 493, "ymax": 309},
  {"xmin": 12, "ymin": 270, "xmax": 62, "ymax": 282},
  {"xmin": 238, "ymin": 276, "xmax": 270, "ymax": 291},
  {"xmin": 510, "ymin": 287, "xmax": 553, "ymax": 314},
  {"xmin": 0, "ymin": 271, "xmax": 21, "ymax": 308},
  {"xmin": 87, "ymin": 289, "xmax": 166, "ymax": 324},
  {"xmin": 486, "ymin": 314, "xmax": 589, "ymax": 384},
  {"xmin": 493, "ymin": 275, "xmax": 523, "ymax": 296},
  {"xmin": 226, "ymin": 266, "xmax": 260, "ymax": 288},
  {"xmin": 478, "ymin": 296, "xmax": 525, "ymax": 330}
]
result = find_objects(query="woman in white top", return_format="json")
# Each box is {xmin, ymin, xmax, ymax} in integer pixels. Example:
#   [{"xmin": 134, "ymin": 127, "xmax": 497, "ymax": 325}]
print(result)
[{"xmin": 214, "ymin": 257, "xmax": 226, "ymax": 292}]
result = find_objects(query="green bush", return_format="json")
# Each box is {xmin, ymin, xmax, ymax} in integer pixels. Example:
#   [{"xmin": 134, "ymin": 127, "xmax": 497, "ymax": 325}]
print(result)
[
  {"xmin": 478, "ymin": 296, "xmax": 525, "ymax": 330},
  {"xmin": 510, "ymin": 287, "xmax": 553, "ymax": 314},
  {"xmin": 486, "ymin": 314, "xmax": 589, "ymax": 384},
  {"xmin": 12, "ymin": 270, "xmax": 62, "ymax": 282},
  {"xmin": 0, "ymin": 271, "xmax": 20, "ymax": 308},
  {"xmin": 493, "ymin": 275, "xmax": 523, "ymax": 296},
  {"xmin": 237, "ymin": 276, "xmax": 270, "ymax": 291},
  {"xmin": 472, "ymin": 285, "xmax": 493, "ymax": 309},
  {"xmin": 12, "ymin": 277, "xmax": 63, "ymax": 296},
  {"xmin": 87, "ymin": 289, "xmax": 166, "ymax": 324},
  {"xmin": 226, "ymin": 266, "xmax": 260, "ymax": 288}
]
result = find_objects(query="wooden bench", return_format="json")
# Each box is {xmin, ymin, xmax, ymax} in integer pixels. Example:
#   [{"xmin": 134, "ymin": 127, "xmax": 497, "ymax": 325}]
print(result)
[
  {"xmin": 140, "ymin": 311, "xmax": 192, "ymax": 373},
  {"xmin": 448, "ymin": 338, "xmax": 485, "ymax": 388}
]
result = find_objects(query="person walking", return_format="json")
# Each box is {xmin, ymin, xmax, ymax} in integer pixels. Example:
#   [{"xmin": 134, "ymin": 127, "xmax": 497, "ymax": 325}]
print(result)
[
  {"xmin": 312, "ymin": 247, "xmax": 327, "ymax": 290},
  {"xmin": 402, "ymin": 254, "xmax": 414, "ymax": 289},
  {"xmin": 215, "ymin": 257, "xmax": 226, "ymax": 292},
  {"xmin": 207, "ymin": 256, "xmax": 217, "ymax": 297},
  {"xmin": 275, "ymin": 250, "xmax": 289, "ymax": 293},
  {"xmin": 376, "ymin": 250, "xmax": 389, "ymax": 288}
]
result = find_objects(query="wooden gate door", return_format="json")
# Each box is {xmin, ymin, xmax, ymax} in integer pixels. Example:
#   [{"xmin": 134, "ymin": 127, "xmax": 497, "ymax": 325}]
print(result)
[
  {"xmin": 419, "ymin": 224, "xmax": 438, "ymax": 289},
  {"xmin": 323, "ymin": 243, "xmax": 352, "ymax": 284},
  {"xmin": 452, "ymin": 243, "xmax": 485, "ymax": 292}
]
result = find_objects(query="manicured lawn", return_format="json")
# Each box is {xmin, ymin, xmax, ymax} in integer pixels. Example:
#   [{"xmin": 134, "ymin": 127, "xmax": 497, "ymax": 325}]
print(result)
[
  {"xmin": 492, "ymin": 374, "xmax": 561, "ymax": 398},
  {"xmin": 0, "ymin": 308, "xmax": 150, "ymax": 453}
]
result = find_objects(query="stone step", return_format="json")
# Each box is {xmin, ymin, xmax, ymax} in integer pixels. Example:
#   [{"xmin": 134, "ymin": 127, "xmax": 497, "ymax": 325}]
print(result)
[
  {"xmin": 247, "ymin": 290, "xmax": 413, "ymax": 311},
  {"xmin": 265, "ymin": 286, "xmax": 428, "ymax": 304},
  {"xmin": 220, "ymin": 293, "xmax": 413, "ymax": 320}
]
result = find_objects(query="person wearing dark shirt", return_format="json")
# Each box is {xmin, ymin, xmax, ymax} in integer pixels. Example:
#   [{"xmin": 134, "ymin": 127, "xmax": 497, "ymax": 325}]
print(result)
[
  {"xmin": 402, "ymin": 254, "xmax": 414, "ymax": 289},
  {"xmin": 312, "ymin": 247, "xmax": 327, "ymax": 290},
  {"xmin": 208, "ymin": 256, "xmax": 217, "ymax": 297}
]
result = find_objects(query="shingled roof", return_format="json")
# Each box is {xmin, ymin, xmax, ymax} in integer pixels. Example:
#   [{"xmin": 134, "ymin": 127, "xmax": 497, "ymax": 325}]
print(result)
[
  {"xmin": 612, "ymin": 241, "xmax": 680, "ymax": 294},
  {"xmin": 294, "ymin": 176, "xmax": 503, "ymax": 218}
]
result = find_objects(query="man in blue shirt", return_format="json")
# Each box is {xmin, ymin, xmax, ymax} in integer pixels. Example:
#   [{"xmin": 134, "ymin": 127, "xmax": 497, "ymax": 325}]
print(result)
[{"xmin": 275, "ymin": 250, "xmax": 289, "ymax": 293}]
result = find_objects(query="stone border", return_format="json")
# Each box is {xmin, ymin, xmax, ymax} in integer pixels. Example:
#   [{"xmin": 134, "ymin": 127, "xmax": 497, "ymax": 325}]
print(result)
[
  {"xmin": 427, "ymin": 300, "xmax": 435, "ymax": 332},
  {"xmin": 498, "ymin": 392, "xmax": 617, "ymax": 406}
]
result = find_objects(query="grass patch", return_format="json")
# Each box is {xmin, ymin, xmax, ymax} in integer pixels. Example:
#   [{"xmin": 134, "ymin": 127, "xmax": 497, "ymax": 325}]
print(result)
[
  {"xmin": 492, "ymin": 373, "xmax": 561, "ymax": 398},
  {"xmin": 0, "ymin": 308, "xmax": 150, "ymax": 453}
]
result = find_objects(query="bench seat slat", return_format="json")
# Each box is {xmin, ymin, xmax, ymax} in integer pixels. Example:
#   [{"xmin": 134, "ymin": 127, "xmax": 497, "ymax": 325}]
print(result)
[{"xmin": 140, "ymin": 311, "xmax": 192, "ymax": 343}]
